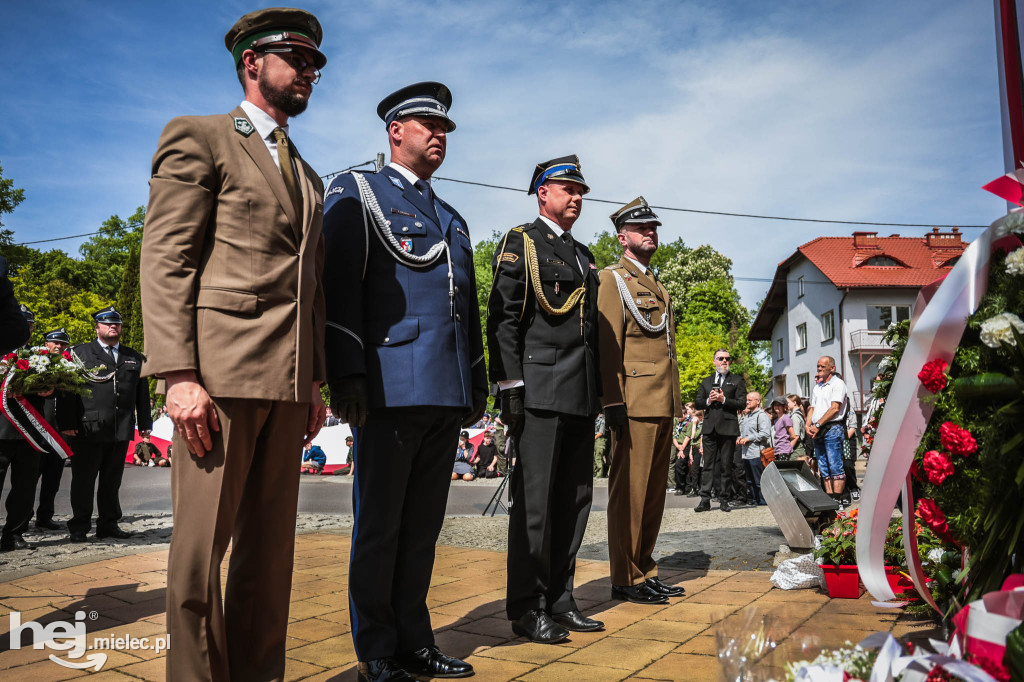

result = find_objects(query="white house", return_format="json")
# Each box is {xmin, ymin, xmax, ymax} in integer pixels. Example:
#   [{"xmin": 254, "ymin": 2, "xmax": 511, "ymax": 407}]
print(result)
[{"xmin": 748, "ymin": 228, "xmax": 966, "ymax": 414}]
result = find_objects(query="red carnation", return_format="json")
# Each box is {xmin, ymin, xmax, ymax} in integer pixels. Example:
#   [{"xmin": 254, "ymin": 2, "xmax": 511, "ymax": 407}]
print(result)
[
  {"xmin": 917, "ymin": 358, "xmax": 948, "ymax": 393},
  {"xmin": 939, "ymin": 422, "xmax": 977, "ymax": 456},
  {"xmin": 2, "ymin": 353, "xmax": 15, "ymax": 362},
  {"xmin": 15, "ymin": 359, "xmax": 29, "ymax": 370},
  {"xmin": 917, "ymin": 498, "xmax": 955, "ymax": 542},
  {"xmin": 62, "ymin": 351, "xmax": 72, "ymax": 360},
  {"xmin": 38, "ymin": 348, "xmax": 49, "ymax": 355},
  {"xmin": 922, "ymin": 450, "xmax": 955, "ymax": 485}
]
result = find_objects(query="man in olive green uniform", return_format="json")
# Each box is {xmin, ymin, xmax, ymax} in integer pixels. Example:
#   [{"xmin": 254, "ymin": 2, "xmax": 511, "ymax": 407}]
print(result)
[{"xmin": 597, "ymin": 197, "xmax": 685, "ymax": 605}]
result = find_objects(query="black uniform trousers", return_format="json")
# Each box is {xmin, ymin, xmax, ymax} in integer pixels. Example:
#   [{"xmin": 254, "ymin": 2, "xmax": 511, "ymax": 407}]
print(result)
[
  {"xmin": 699, "ymin": 433, "xmax": 736, "ymax": 504},
  {"xmin": 35, "ymin": 450, "xmax": 65, "ymax": 524},
  {"xmin": 68, "ymin": 439, "xmax": 129, "ymax": 534},
  {"xmin": 349, "ymin": 406, "xmax": 462, "ymax": 662},
  {"xmin": 506, "ymin": 408, "xmax": 594, "ymax": 620},
  {"xmin": 673, "ymin": 450, "xmax": 689, "ymax": 491},
  {"xmin": 0, "ymin": 440, "xmax": 40, "ymax": 537},
  {"xmin": 685, "ymin": 445, "xmax": 701, "ymax": 492},
  {"xmin": 721, "ymin": 435, "xmax": 747, "ymax": 502}
]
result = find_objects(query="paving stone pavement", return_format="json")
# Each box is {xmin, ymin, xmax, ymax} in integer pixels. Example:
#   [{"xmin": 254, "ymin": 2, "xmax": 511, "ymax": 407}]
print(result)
[{"xmin": 0, "ymin": 529, "xmax": 942, "ymax": 681}]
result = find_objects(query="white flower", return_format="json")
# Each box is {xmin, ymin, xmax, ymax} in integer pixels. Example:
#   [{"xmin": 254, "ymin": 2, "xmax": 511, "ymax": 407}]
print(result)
[
  {"xmin": 1007, "ymin": 247, "xmax": 1024, "ymax": 276},
  {"xmin": 979, "ymin": 312, "xmax": 1024, "ymax": 348},
  {"xmin": 927, "ymin": 548, "xmax": 945, "ymax": 563},
  {"xmin": 60, "ymin": 358, "xmax": 76, "ymax": 370},
  {"xmin": 28, "ymin": 355, "xmax": 50, "ymax": 373}
]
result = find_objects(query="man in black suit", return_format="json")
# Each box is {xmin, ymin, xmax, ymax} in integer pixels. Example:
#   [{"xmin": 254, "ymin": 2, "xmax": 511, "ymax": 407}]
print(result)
[
  {"xmin": 35, "ymin": 327, "xmax": 76, "ymax": 531},
  {"xmin": 488, "ymin": 155, "xmax": 602, "ymax": 644},
  {"xmin": 693, "ymin": 348, "xmax": 747, "ymax": 512},
  {"xmin": 67, "ymin": 307, "xmax": 153, "ymax": 542}
]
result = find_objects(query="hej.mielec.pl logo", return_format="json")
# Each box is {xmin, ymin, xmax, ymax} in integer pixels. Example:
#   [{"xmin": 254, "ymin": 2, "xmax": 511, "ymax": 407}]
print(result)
[{"xmin": 8, "ymin": 610, "xmax": 108, "ymax": 670}]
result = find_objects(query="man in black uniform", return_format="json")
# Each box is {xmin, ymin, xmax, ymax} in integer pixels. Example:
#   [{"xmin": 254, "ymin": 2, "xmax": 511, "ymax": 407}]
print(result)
[
  {"xmin": 67, "ymin": 307, "xmax": 152, "ymax": 541},
  {"xmin": 35, "ymin": 327, "xmax": 76, "ymax": 530},
  {"xmin": 0, "ymin": 304, "xmax": 40, "ymax": 550},
  {"xmin": 487, "ymin": 155, "xmax": 602, "ymax": 643},
  {"xmin": 693, "ymin": 348, "xmax": 747, "ymax": 512}
]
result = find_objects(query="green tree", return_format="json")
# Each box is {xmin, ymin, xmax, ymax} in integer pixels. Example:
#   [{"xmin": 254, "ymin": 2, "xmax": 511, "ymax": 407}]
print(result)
[
  {"xmin": 0, "ymin": 163, "xmax": 34, "ymax": 274},
  {"xmin": 0, "ymin": 162, "xmax": 25, "ymax": 228},
  {"xmin": 116, "ymin": 244, "xmax": 143, "ymax": 350},
  {"xmin": 9, "ymin": 273, "xmax": 111, "ymax": 346},
  {"xmin": 589, "ymin": 230, "xmax": 623, "ymax": 270},
  {"xmin": 78, "ymin": 206, "xmax": 146, "ymax": 299}
]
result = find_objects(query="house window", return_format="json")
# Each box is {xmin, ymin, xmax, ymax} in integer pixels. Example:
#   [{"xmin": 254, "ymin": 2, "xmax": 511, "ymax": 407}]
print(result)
[
  {"xmin": 798, "ymin": 275, "xmax": 805, "ymax": 298},
  {"xmin": 821, "ymin": 310, "xmax": 835, "ymax": 341},
  {"xmin": 796, "ymin": 323, "xmax": 807, "ymax": 351},
  {"xmin": 867, "ymin": 305, "xmax": 911, "ymax": 330},
  {"xmin": 798, "ymin": 373, "xmax": 811, "ymax": 397},
  {"xmin": 775, "ymin": 338, "xmax": 783, "ymax": 361},
  {"xmin": 862, "ymin": 255, "xmax": 902, "ymax": 266}
]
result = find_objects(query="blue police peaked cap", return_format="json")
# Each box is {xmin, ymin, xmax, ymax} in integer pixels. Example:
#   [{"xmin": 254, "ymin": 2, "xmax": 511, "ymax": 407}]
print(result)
[
  {"xmin": 45, "ymin": 327, "xmax": 71, "ymax": 344},
  {"xmin": 528, "ymin": 155, "xmax": 590, "ymax": 196},
  {"xmin": 19, "ymin": 304, "xmax": 34, "ymax": 322},
  {"xmin": 93, "ymin": 306, "xmax": 123, "ymax": 324},
  {"xmin": 377, "ymin": 81, "xmax": 456, "ymax": 132}
]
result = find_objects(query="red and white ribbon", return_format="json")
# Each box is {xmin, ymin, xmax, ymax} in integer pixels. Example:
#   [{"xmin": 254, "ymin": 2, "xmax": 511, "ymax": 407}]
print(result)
[{"xmin": 1, "ymin": 373, "xmax": 73, "ymax": 459}]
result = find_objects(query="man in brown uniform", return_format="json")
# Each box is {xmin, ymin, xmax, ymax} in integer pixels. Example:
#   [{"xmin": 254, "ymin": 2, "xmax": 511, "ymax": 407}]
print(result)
[
  {"xmin": 597, "ymin": 197, "xmax": 686, "ymax": 605},
  {"xmin": 139, "ymin": 8, "xmax": 327, "ymax": 681}
]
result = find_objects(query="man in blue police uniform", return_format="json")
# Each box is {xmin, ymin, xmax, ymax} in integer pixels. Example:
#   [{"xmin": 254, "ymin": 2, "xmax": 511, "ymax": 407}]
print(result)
[
  {"xmin": 322, "ymin": 81, "xmax": 484, "ymax": 682},
  {"xmin": 487, "ymin": 156, "xmax": 603, "ymax": 643},
  {"xmin": 35, "ymin": 327, "xmax": 76, "ymax": 531},
  {"xmin": 67, "ymin": 307, "xmax": 152, "ymax": 542}
]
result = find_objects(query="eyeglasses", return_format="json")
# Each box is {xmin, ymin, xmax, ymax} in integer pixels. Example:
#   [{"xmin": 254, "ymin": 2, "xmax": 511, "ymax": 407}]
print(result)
[
  {"xmin": 259, "ymin": 48, "xmax": 321, "ymax": 84},
  {"xmin": 715, "ymin": 356, "xmax": 731, "ymax": 362}
]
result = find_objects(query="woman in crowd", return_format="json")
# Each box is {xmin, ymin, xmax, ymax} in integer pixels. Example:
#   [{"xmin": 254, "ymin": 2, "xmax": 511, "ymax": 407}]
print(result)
[
  {"xmin": 787, "ymin": 394, "xmax": 811, "ymax": 468},
  {"xmin": 841, "ymin": 407, "xmax": 860, "ymax": 504},
  {"xmin": 672, "ymin": 403, "xmax": 695, "ymax": 496},
  {"xmin": 768, "ymin": 396, "xmax": 797, "ymax": 461},
  {"xmin": 682, "ymin": 408, "xmax": 704, "ymax": 497},
  {"xmin": 737, "ymin": 395, "xmax": 772, "ymax": 506},
  {"xmin": 453, "ymin": 431, "xmax": 476, "ymax": 481}
]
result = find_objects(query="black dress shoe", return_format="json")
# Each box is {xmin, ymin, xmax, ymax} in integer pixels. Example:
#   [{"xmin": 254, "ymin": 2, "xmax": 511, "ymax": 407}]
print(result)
[
  {"xmin": 551, "ymin": 609, "xmax": 604, "ymax": 632},
  {"xmin": 645, "ymin": 576, "xmax": 685, "ymax": 597},
  {"xmin": 0, "ymin": 534, "xmax": 31, "ymax": 551},
  {"xmin": 397, "ymin": 645, "xmax": 473, "ymax": 678},
  {"xmin": 357, "ymin": 657, "xmax": 415, "ymax": 682},
  {"xmin": 673, "ymin": 489, "xmax": 684, "ymax": 496},
  {"xmin": 611, "ymin": 583, "xmax": 669, "ymax": 605},
  {"xmin": 511, "ymin": 609, "xmax": 569, "ymax": 643},
  {"xmin": 720, "ymin": 501, "xmax": 731, "ymax": 512},
  {"xmin": 95, "ymin": 526, "xmax": 132, "ymax": 539},
  {"xmin": 694, "ymin": 501, "xmax": 711, "ymax": 513},
  {"xmin": 35, "ymin": 519, "xmax": 61, "ymax": 531},
  {"xmin": 69, "ymin": 532, "xmax": 89, "ymax": 543}
]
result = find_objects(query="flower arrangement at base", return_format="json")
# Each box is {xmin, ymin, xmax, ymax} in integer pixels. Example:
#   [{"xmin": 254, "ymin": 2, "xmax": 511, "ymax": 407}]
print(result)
[
  {"xmin": 0, "ymin": 346, "xmax": 93, "ymax": 396},
  {"xmin": 865, "ymin": 234, "xmax": 1024, "ymax": 612}
]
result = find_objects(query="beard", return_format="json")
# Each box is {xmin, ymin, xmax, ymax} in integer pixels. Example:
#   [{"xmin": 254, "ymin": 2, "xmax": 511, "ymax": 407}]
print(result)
[{"xmin": 258, "ymin": 72, "xmax": 309, "ymax": 117}]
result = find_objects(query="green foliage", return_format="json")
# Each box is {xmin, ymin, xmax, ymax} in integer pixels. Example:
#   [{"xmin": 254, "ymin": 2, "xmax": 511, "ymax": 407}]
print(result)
[
  {"xmin": 0, "ymin": 162, "xmax": 25, "ymax": 229},
  {"xmin": 116, "ymin": 245, "xmax": 143, "ymax": 351},
  {"xmin": 10, "ymin": 276, "xmax": 111, "ymax": 346},
  {"xmin": 589, "ymin": 230, "xmax": 623, "ymax": 270},
  {"xmin": 77, "ymin": 207, "xmax": 146, "ymax": 299},
  {"xmin": 814, "ymin": 510, "xmax": 858, "ymax": 565},
  {"xmin": 675, "ymin": 322, "xmax": 730, "ymax": 402}
]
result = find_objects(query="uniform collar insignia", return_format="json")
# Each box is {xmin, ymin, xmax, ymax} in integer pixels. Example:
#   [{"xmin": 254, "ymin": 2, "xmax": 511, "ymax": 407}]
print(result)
[
  {"xmin": 233, "ymin": 117, "xmax": 255, "ymax": 137},
  {"xmin": 389, "ymin": 175, "xmax": 404, "ymax": 189}
]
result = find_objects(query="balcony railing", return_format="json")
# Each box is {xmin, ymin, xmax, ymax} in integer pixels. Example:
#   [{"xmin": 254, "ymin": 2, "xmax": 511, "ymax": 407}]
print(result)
[{"xmin": 848, "ymin": 329, "xmax": 891, "ymax": 353}]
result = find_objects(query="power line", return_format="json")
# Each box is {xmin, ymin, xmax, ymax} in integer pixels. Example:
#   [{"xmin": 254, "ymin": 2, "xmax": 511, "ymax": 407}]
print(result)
[{"xmin": 11, "ymin": 168, "xmax": 988, "ymax": 248}]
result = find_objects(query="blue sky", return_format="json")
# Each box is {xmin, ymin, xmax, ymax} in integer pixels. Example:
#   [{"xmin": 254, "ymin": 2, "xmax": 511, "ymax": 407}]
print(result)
[{"xmin": 0, "ymin": 1, "xmax": 1007, "ymax": 306}]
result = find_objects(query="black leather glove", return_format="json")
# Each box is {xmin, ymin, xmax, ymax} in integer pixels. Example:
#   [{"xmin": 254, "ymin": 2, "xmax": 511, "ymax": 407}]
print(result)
[
  {"xmin": 462, "ymin": 389, "xmax": 487, "ymax": 428},
  {"xmin": 605, "ymin": 404, "xmax": 628, "ymax": 440},
  {"xmin": 329, "ymin": 376, "xmax": 368, "ymax": 427},
  {"xmin": 500, "ymin": 386, "xmax": 525, "ymax": 443}
]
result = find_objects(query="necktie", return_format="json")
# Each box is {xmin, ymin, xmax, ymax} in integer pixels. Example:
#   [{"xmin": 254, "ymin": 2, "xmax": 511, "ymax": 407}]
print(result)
[
  {"xmin": 714, "ymin": 373, "xmax": 721, "ymax": 387},
  {"xmin": 272, "ymin": 127, "xmax": 303, "ymax": 218},
  {"xmin": 414, "ymin": 179, "xmax": 439, "ymax": 223},
  {"xmin": 105, "ymin": 345, "xmax": 116, "ymax": 365}
]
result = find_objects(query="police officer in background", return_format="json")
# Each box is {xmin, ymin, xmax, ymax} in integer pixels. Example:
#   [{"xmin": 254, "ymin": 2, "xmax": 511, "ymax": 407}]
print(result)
[
  {"xmin": 67, "ymin": 307, "xmax": 152, "ymax": 542},
  {"xmin": 0, "ymin": 305, "xmax": 40, "ymax": 551},
  {"xmin": 35, "ymin": 327, "xmax": 76, "ymax": 530},
  {"xmin": 488, "ymin": 155, "xmax": 602, "ymax": 643},
  {"xmin": 322, "ymin": 81, "xmax": 484, "ymax": 681}
]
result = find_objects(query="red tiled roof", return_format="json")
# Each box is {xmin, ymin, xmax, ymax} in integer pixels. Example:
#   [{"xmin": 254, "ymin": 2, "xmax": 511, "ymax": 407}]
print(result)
[{"xmin": 797, "ymin": 234, "xmax": 965, "ymax": 288}]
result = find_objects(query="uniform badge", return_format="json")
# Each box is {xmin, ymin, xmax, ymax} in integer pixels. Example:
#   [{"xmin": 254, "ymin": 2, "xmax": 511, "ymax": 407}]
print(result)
[
  {"xmin": 325, "ymin": 185, "xmax": 345, "ymax": 199},
  {"xmin": 638, "ymin": 291, "xmax": 652, "ymax": 296},
  {"xmin": 400, "ymin": 238, "xmax": 414, "ymax": 253},
  {"xmin": 456, "ymin": 226, "xmax": 470, "ymax": 240},
  {"xmin": 498, "ymin": 253, "xmax": 519, "ymax": 263},
  {"xmin": 649, "ymin": 299, "xmax": 656, "ymax": 305},
  {"xmin": 555, "ymin": 282, "xmax": 560, "ymax": 295},
  {"xmin": 637, "ymin": 297, "xmax": 643, "ymax": 306},
  {"xmin": 391, "ymin": 208, "xmax": 416, "ymax": 218},
  {"xmin": 389, "ymin": 176, "xmax": 404, "ymax": 189},
  {"xmin": 546, "ymin": 233, "xmax": 554, "ymax": 240},
  {"xmin": 233, "ymin": 117, "xmax": 255, "ymax": 137}
]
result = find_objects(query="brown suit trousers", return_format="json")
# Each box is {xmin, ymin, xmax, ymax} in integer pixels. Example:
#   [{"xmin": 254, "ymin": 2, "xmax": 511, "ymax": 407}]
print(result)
[
  {"xmin": 607, "ymin": 417, "xmax": 674, "ymax": 585},
  {"xmin": 165, "ymin": 397, "xmax": 306, "ymax": 682}
]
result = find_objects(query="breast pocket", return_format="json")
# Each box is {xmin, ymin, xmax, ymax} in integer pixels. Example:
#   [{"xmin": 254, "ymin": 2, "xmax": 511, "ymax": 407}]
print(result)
[
  {"xmin": 387, "ymin": 216, "xmax": 428, "ymax": 238},
  {"xmin": 538, "ymin": 263, "xmax": 576, "ymax": 302}
]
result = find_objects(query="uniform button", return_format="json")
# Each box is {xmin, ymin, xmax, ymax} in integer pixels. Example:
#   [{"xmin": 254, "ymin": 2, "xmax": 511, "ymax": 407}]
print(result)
[
  {"xmin": 454, "ymin": 286, "xmax": 459, "ymax": 293},
  {"xmin": 402, "ymin": 226, "xmax": 409, "ymax": 232},
  {"xmin": 386, "ymin": 220, "xmax": 391, "ymax": 226},
  {"xmin": 415, "ymin": 222, "xmax": 423, "ymax": 228},
  {"xmin": 384, "ymin": 337, "xmax": 390, "ymax": 343},
  {"xmin": 528, "ymin": 354, "xmax": 532, "ymax": 359},
  {"xmin": 632, "ymin": 370, "xmax": 637, "ymax": 375},
  {"xmin": 456, "ymin": 314, "xmax": 462, "ymax": 321}
]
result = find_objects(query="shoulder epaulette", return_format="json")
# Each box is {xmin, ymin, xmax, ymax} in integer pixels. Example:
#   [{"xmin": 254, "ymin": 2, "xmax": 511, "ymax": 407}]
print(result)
[{"xmin": 603, "ymin": 263, "xmax": 624, "ymax": 270}]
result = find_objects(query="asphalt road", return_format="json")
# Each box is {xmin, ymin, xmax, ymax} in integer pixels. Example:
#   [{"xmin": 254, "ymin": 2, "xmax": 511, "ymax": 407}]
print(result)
[{"xmin": 6, "ymin": 465, "xmax": 705, "ymax": 518}]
